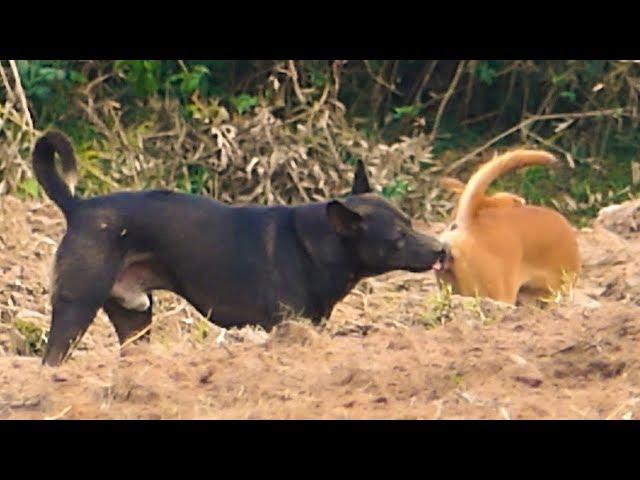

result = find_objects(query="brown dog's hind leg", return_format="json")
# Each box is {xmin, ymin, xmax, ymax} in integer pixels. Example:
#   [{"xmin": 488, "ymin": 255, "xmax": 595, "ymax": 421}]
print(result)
[
  {"xmin": 43, "ymin": 233, "xmax": 123, "ymax": 367},
  {"xmin": 103, "ymin": 295, "xmax": 153, "ymax": 346},
  {"xmin": 488, "ymin": 268, "xmax": 521, "ymax": 305}
]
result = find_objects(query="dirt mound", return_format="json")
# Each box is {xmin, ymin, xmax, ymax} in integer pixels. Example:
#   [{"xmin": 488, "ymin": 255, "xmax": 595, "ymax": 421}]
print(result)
[
  {"xmin": 594, "ymin": 198, "xmax": 640, "ymax": 240},
  {"xmin": 1, "ymin": 195, "xmax": 640, "ymax": 419},
  {"xmin": 577, "ymin": 225, "xmax": 640, "ymax": 305}
]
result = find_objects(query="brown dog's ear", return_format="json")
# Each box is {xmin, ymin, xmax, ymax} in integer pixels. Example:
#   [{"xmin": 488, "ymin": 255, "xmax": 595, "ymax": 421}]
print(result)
[
  {"xmin": 327, "ymin": 200, "xmax": 363, "ymax": 237},
  {"xmin": 352, "ymin": 160, "xmax": 372, "ymax": 195}
]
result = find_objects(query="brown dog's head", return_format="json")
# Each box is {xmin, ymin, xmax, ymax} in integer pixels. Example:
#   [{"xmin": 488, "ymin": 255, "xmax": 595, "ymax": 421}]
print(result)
[{"xmin": 326, "ymin": 161, "xmax": 446, "ymax": 275}]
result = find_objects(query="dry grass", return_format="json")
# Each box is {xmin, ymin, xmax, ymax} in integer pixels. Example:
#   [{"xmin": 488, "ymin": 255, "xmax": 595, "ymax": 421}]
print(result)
[{"xmin": 1, "ymin": 62, "xmax": 460, "ymax": 222}]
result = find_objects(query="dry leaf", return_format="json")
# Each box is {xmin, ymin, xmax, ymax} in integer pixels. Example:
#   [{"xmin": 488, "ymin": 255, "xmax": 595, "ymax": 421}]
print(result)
[
  {"xmin": 565, "ymin": 153, "xmax": 575, "ymax": 169},
  {"xmin": 563, "ymin": 194, "xmax": 578, "ymax": 211},
  {"xmin": 554, "ymin": 119, "xmax": 575, "ymax": 133}
]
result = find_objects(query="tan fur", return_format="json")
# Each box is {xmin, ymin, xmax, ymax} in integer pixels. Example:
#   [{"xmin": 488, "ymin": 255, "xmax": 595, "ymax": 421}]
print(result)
[
  {"xmin": 440, "ymin": 176, "xmax": 525, "ymax": 219},
  {"xmin": 437, "ymin": 149, "xmax": 580, "ymax": 304}
]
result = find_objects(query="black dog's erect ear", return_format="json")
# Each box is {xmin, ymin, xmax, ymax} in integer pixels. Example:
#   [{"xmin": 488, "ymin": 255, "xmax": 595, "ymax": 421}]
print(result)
[
  {"xmin": 352, "ymin": 160, "xmax": 372, "ymax": 195},
  {"xmin": 327, "ymin": 200, "xmax": 363, "ymax": 237}
]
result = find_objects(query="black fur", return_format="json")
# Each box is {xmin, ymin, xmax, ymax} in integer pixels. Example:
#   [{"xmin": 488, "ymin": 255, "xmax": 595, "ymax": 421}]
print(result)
[
  {"xmin": 33, "ymin": 131, "xmax": 446, "ymax": 366},
  {"xmin": 32, "ymin": 131, "xmax": 77, "ymax": 218},
  {"xmin": 351, "ymin": 160, "xmax": 372, "ymax": 195}
]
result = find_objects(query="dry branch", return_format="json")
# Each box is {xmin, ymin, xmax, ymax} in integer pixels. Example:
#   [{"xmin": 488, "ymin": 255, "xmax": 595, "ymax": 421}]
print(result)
[
  {"xmin": 444, "ymin": 108, "xmax": 630, "ymax": 174},
  {"xmin": 429, "ymin": 60, "xmax": 467, "ymax": 143}
]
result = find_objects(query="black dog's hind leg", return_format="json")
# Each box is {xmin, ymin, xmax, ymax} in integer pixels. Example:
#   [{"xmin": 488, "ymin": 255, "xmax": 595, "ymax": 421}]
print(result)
[
  {"xmin": 43, "ymin": 232, "xmax": 123, "ymax": 367},
  {"xmin": 103, "ymin": 295, "xmax": 153, "ymax": 347},
  {"xmin": 44, "ymin": 299, "xmax": 104, "ymax": 367}
]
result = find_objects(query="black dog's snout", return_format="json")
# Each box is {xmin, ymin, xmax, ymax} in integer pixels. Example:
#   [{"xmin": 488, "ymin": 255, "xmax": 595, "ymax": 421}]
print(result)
[
  {"xmin": 440, "ymin": 243, "xmax": 451, "ymax": 261},
  {"xmin": 422, "ymin": 234, "xmax": 445, "ymax": 252}
]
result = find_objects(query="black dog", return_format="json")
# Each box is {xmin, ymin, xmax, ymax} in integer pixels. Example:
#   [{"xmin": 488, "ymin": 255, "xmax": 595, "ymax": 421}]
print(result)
[{"xmin": 33, "ymin": 131, "xmax": 446, "ymax": 366}]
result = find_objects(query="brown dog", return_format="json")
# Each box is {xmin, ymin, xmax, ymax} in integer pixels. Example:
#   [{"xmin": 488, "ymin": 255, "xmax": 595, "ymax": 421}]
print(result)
[
  {"xmin": 439, "ymin": 176, "xmax": 526, "ymax": 219},
  {"xmin": 435, "ymin": 150, "xmax": 580, "ymax": 304}
]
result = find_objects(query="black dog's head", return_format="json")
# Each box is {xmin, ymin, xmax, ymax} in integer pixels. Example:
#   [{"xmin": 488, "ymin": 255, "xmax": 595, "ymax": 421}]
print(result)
[{"xmin": 326, "ymin": 161, "xmax": 446, "ymax": 275}]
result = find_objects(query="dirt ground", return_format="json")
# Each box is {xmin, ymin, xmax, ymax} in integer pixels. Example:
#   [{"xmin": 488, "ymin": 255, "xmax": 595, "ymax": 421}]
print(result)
[{"xmin": 1, "ymin": 194, "xmax": 639, "ymax": 420}]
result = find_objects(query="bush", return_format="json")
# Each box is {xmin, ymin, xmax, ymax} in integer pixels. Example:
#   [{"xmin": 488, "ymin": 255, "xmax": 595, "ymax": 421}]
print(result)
[{"xmin": 1, "ymin": 60, "xmax": 639, "ymax": 223}]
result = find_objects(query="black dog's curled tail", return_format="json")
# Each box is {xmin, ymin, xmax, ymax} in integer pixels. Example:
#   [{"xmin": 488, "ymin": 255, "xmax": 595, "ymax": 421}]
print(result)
[{"xmin": 32, "ymin": 130, "xmax": 78, "ymax": 218}]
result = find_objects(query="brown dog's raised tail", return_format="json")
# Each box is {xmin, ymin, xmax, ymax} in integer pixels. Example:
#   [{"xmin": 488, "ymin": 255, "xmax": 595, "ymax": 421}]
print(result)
[
  {"xmin": 32, "ymin": 130, "xmax": 79, "ymax": 218},
  {"xmin": 455, "ymin": 149, "xmax": 556, "ymax": 227}
]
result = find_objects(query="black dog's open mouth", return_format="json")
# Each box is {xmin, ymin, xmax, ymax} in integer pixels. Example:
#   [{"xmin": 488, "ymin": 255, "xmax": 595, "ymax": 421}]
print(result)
[
  {"xmin": 406, "ymin": 248, "xmax": 450, "ymax": 273},
  {"xmin": 432, "ymin": 245, "xmax": 451, "ymax": 272}
]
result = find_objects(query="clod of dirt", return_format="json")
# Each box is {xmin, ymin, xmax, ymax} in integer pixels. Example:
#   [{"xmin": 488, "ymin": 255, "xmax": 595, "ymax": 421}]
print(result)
[
  {"xmin": 327, "ymin": 365, "xmax": 374, "ymax": 388},
  {"xmin": 330, "ymin": 322, "xmax": 377, "ymax": 338},
  {"xmin": 595, "ymin": 199, "xmax": 640, "ymax": 240},
  {"xmin": 224, "ymin": 326, "xmax": 270, "ymax": 345},
  {"xmin": 386, "ymin": 335, "xmax": 413, "ymax": 351},
  {"xmin": 571, "ymin": 290, "xmax": 602, "ymax": 309},
  {"xmin": 553, "ymin": 360, "xmax": 626, "ymax": 381},
  {"xmin": 120, "ymin": 343, "xmax": 152, "ymax": 359},
  {"xmin": 268, "ymin": 320, "xmax": 320, "ymax": 347},
  {"xmin": 587, "ymin": 361, "xmax": 626, "ymax": 379},
  {"xmin": 513, "ymin": 376, "xmax": 543, "ymax": 388},
  {"xmin": 196, "ymin": 366, "xmax": 216, "ymax": 385},
  {"xmin": 0, "ymin": 395, "xmax": 43, "ymax": 410},
  {"xmin": 579, "ymin": 227, "xmax": 631, "ymax": 267},
  {"xmin": 111, "ymin": 378, "xmax": 161, "ymax": 404}
]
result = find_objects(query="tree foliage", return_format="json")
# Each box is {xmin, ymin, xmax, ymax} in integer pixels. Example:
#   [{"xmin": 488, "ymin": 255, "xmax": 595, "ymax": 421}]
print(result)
[{"xmin": 1, "ymin": 60, "xmax": 639, "ymax": 223}]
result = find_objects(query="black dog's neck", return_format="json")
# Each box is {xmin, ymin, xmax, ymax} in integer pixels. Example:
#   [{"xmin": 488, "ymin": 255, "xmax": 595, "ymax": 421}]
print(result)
[{"xmin": 292, "ymin": 202, "xmax": 362, "ymax": 319}]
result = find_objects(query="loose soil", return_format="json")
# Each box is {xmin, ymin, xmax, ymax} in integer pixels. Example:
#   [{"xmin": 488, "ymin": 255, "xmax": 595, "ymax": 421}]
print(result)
[{"xmin": 1, "ymin": 195, "xmax": 639, "ymax": 419}]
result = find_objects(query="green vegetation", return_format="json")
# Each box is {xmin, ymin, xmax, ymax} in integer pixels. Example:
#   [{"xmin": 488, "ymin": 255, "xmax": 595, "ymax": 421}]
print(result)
[
  {"xmin": 1, "ymin": 60, "xmax": 638, "ymax": 223},
  {"xmin": 12, "ymin": 318, "xmax": 47, "ymax": 356},
  {"xmin": 422, "ymin": 283, "xmax": 453, "ymax": 328}
]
